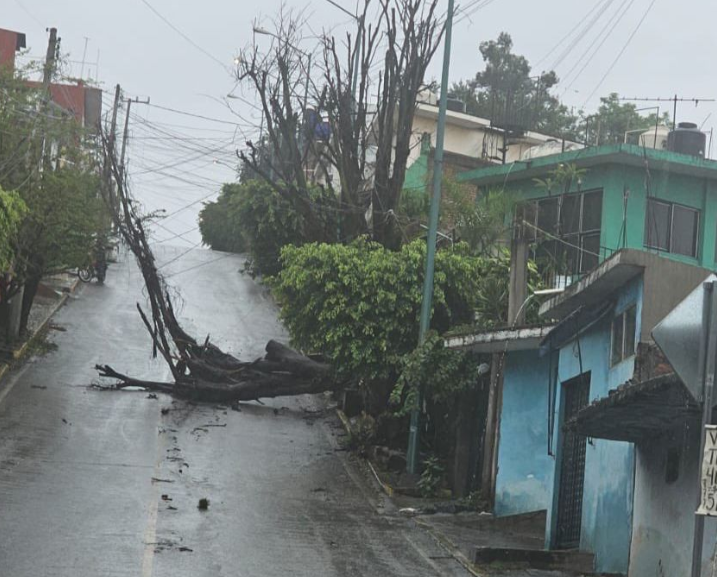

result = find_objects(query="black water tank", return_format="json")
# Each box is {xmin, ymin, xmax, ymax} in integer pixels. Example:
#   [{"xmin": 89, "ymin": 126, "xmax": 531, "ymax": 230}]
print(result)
[{"xmin": 667, "ymin": 122, "xmax": 707, "ymax": 158}]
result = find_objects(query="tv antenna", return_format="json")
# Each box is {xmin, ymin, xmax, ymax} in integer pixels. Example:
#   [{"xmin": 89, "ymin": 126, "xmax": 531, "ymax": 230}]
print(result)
[{"xmin": 617, "ymin": 95, "xmax": 715, "ymax": 130}]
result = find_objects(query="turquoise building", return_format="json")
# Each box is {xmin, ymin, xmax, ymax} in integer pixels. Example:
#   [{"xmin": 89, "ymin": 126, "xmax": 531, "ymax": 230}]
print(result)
[{"xmin": 449, "ymin": 142, "xmax": 717, "ymax": 574}]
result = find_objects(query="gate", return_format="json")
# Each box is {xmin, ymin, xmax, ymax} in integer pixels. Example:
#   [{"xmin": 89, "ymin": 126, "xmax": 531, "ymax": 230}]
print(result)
[{"xmin": 555, "ymin": 373, "xmax": 590, "ymax": 550}]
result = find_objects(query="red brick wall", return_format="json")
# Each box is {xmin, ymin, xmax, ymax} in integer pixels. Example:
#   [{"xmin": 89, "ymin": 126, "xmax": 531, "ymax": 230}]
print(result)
[{"xmin": 0, "ymin": 28, "xmax": 20, "ymax": 71}]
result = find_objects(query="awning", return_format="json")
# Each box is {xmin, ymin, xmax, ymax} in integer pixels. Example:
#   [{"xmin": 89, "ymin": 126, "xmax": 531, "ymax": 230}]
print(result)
[
  {"xmin": 566, "ymin": 374, "xmax": 700, "ymax": 444},
  {"xmin": 539, "ymin": 301, "xmax": 613, "ymax": 355}
]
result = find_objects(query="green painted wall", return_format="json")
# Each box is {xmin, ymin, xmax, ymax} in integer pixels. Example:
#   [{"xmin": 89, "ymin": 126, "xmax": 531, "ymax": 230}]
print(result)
[{"xmin": 460, "ymin": 147, "xmax": 717, "ymax": 271}]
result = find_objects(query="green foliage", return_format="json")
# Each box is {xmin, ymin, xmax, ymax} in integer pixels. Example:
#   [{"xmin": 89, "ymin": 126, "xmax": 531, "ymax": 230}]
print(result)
[
  {"xmin": 0, "ymin": 186, "xmax": 27, "ymax": 270},
  {"xmin": 441, "ymin": 178, "xmax": 514, "ymax": 254},
  {"xmin": 389, "ymin": 331, "xmax": 484, "ymax": 416},
  {"xmin": 578, "ymin": 93, "xmax": 670, "ymax": 146},
  {"xmin": 451, "ymin": 33, "xmax": 578, "ymax": 138},
  {"xmin": 273, "ymin": 239, "xmax": 499, "ymax": 385},
  {"xmin": 0, "ymin": 63, "xmax": 110, "ymax": 333},
  {"xmin": 31, "ymin": 166, "xmax": 104, "ymax": 272},
  {"xmin": 533, "ymin": 163, "xmax": 588, "ymax": 196},
  {"xmin": 417, "ymin": 455, "xmax": 444, "ymax": 498},
  {"xmin": 199, "ymin": 180, "xmax": 337, "ymax": 276},
  {"xmin": 198, "ymin": 185, "xmax": 246, "ymax": 253}
]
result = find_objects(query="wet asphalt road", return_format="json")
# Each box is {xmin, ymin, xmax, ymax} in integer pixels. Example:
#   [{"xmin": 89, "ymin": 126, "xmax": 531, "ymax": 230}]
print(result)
[{"xmin": 0, "ymin": 246, "xmax": 471, "ymax": 577}]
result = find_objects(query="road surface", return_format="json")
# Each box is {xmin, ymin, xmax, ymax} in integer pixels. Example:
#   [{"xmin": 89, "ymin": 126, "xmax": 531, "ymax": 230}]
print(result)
[{"xmin": 0, "ymin": 246, "xmax": 471, "ymax": 577}]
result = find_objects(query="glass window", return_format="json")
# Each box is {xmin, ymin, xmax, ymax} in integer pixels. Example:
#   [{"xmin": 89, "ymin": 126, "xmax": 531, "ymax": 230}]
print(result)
[
  {"xmin": 560, "ymin": 195, "xmax": 581, "ymax": 234},
  {"xmin": 538, "ymin": 198, "xmax": 559, "ymax": 237},
  {"xmin": 581, "ymin": 191, "xmax": 603, "ymax": 232},
  {"xmin": 624, "ymin": 306, "xmax": 637, "ymax": 357},
  {"xmin": 644, "ymin": 199, "xmax": 670, "ymax": 251},
  {"xmin": 612, "ymin": 305, "xmax": 637, "ymax": 365},
  {"xmin": 611, "ymin": 314, "xmax": 624, "ymax": 366},
  {"xmin": 671, "ymin": 204, "xmax": 699, "ymax": 257},
  {"xmin": 581, "ymin": 233, "xmax": 600, "ymax": 273}
]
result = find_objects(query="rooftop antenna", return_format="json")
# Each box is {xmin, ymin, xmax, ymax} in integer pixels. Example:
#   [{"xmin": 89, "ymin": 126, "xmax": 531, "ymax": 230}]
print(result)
[
  {"xmin": 79, "ymin": 36, "xmax": 89, "ymax": 80},
  {"xmin": 617, "ymin": 95, "xmax": 715, "ymax": 130}
]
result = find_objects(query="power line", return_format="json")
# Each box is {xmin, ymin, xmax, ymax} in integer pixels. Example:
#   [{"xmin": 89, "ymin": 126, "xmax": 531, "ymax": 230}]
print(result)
[
  {"xmin": 582, "ymin": 0, "xmax": 660, "ymax": 107},
  {"xmin": 534, "ymin": 0, "xmax": 611, "ymax": 68},
  {"xmin": 560, "ymin": 0, "xmax": 636, "ymax": 92},
  {"xmin": 139, "ymin": 0, "xmax": 230, "ymax": 72}
]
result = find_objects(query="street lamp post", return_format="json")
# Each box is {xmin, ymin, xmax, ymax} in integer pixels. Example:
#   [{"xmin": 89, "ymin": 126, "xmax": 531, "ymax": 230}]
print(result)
[{"xmin": 406, "ymin": 0, "xmax": 457, "ymax": 475}]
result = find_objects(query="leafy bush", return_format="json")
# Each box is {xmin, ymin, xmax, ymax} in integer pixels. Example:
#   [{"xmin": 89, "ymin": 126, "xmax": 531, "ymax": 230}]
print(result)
[
  {"xmin": 272, "ymin": 238, "xmax": 516, "ymax": 412},
  {"xmin": 417, "ymin": 455, "xmax": 444, "ymax": 498},
  {"xmin": 0, "ymin": 186, "xmax": 27, "ymax": 271},
  {"xmin": 199, "ymin": 180, "xmax": 337, "ymax": 276}
]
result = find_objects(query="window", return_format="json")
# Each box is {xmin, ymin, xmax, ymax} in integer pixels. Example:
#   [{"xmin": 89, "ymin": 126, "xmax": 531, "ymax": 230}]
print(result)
[
  {"xmin": 644, "ymin": 198, "xmax": 699, "ymax": 258},
  {"xmin": 518, "ymin": 190, "xmax": 603, "ymax": 275},
  {"xmin": 611, "ymin": 305, "xmax": 637, "ymax": 365}
]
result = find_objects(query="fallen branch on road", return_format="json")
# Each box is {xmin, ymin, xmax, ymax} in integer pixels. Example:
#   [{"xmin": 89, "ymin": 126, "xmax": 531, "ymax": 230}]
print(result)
[{"xmin": 95, "ymin": 134, "xmax": 338, "ymax": 403}]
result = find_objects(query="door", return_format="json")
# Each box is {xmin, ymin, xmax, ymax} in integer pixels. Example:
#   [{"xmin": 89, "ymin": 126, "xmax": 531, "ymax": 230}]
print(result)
[{"xmin": 555, "ymin": 373, "xmax": 590, "ymax": 550}]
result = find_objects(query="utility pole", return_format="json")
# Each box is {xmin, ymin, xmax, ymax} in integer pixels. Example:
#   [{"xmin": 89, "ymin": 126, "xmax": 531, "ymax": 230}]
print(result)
[
  {"xmin": 104, "ymin": 84, "xmax": 122, "ymax": 220},
  {"xmin": 39, "ymin": 27, "xmax": 59, "ymax": 173},
  {"xmin": 691, "ymin": 281, "xmax": 717, "ymax": 577},
  {"xmin": 118, "ymin": 96, "xmax": 150, "ymax": 187},
  {"xmin": 406, "ymin": 0, "xmax": 456, "ymax": 475},
  {"xmin": 119, "ymin": 98, "xmax": 132, "ymax": 184}
]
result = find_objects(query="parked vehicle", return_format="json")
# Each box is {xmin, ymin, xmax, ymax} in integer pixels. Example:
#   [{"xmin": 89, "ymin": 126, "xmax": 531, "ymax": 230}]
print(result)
[{"xmin": 78, "ymin": 260, "xmax": 107, "ymax": 283}]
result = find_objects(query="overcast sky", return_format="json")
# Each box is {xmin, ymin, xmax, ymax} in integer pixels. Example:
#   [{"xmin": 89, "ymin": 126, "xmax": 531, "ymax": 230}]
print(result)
[{"xmin": 5, "ymin": 0, "xmax": 717, "ymax": 248}]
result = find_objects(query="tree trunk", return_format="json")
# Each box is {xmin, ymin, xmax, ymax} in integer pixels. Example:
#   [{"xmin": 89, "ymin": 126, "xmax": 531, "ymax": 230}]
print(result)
[{"xmin": 19, "ymin": 272, "xmax": 41, "ymax": 336}]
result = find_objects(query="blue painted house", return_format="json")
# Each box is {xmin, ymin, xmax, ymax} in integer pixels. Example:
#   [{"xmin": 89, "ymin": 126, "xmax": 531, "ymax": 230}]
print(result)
[{"xmin": 447, "ymin": 249, "xmax": 715, "ymax": 574}]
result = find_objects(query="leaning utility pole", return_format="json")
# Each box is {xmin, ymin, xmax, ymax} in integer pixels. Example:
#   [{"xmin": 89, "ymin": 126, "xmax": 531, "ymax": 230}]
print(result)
[
  {"xmin": 103, "ymin": 84, "xmax": 122, "ymax": 220},
  {"xmin": 39, "ymin": 27, "xmax": 59, "ymax": 173},
  {"xmin": 118, "ymin": 96, "xmax": 150, "ymax": 188},
  {"xmin": 406, "ymin": 0, "xmax": 456, "ymax": 475}
]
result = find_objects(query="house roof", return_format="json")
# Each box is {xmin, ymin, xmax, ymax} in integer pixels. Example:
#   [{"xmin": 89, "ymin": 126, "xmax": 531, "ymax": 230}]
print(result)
[
  {"xmin": 566, "ymin": 373, "xmax": 700, "ymax": 444},
  {"xmin": 456, "ymin": 143, "xmax": 717, "ymax": 187},
  {"xmin": 538, "ymin": 249, "xmax": 713, "ymax": 320},
  {"xmin": 414, "ymin": 103, "xmax": 582, "ymax": 147},
  {"xmin": 444, "ymin": 324, "xmax": 556, "ymax": 353}
]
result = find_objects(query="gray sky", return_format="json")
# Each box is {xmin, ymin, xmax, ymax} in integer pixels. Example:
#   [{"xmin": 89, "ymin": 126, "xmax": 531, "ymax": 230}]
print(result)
[{"xmin": 5, "ymin": 0, "xmax": 717, "ymax": 248}]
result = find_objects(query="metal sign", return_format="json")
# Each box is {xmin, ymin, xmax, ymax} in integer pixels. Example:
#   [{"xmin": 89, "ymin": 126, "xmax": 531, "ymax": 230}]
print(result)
[
  {"xmin": 652, "ymin": 275, "xmax": 717, "ymax": 402},
  {"xmin": 698, "ymin": 424, "xmax": 717, "ymax": 516}
]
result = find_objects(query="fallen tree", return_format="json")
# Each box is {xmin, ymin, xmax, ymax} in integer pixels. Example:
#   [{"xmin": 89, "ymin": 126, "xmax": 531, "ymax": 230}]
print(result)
[{"xmin": 94, "ymin": 135, "xmax": 336, "ymax": 402}]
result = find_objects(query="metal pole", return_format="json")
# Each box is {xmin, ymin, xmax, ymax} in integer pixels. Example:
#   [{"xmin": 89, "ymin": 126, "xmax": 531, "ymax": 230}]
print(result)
[
  {"xmin": 351, "ymin": 16, "xmax": 363, "ymax": 120},
  {"xmin": 673, "ymin": 94, "xmax": 678, "ymax": 131},
  {"xmin": 406, "ymin": 0, "xmax": 456, "ymax": 474},
  {"xmin": 691, "ymin": 280, "xmax": 717, "ymax": 577}
]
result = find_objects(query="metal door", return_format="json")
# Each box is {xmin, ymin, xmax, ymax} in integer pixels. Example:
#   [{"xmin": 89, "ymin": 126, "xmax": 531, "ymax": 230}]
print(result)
[{"xmin": 555, "ymin": 373, "xmax": 590, "ymax": 550}]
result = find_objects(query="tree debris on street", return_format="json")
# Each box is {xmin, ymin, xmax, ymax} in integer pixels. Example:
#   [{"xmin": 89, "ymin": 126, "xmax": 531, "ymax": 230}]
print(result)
[{"xmin": 94, "ymin": 137, "xmax": 336, "ymax": 403}]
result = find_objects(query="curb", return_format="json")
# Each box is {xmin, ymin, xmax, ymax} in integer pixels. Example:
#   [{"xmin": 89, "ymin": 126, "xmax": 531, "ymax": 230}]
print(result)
[
  {"xmin": 414, "ymin": 517, "xmax": 484, "ymax": 577},
  {"xmin": 335, "ymin": 408, "xmax": 481, "ymax": 575},
  {"xmin": 1, "ymin": 276, "xmax": 81, "ymax": 376}
]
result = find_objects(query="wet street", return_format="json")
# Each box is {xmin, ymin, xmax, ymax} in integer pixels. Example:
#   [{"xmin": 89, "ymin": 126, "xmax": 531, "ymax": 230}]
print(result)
[{"xmin": 0, "ymin": 246, "xmax": 471, "ymax": 577}]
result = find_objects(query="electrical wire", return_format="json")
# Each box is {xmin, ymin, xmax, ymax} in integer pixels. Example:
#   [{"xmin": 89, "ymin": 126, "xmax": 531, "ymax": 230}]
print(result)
[
  {"xmin": 139, "ymin": 0, "xmax": 231, "ymax": 72},
  {"xmin": 581, "ymin": 0, "xmax": 659, "ymax": 107}
]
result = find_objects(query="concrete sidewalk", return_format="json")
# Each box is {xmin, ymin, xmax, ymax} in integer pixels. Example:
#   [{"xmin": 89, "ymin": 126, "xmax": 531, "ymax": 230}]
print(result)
[{"xmin": 0, "ymin": 273, "xmax": 81, "ymax": 374}]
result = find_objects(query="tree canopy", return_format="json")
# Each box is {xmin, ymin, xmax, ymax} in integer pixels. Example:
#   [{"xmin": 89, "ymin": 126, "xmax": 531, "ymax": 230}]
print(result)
[{"xmin": 450, "ymin": 32, "xmax": 577, "ymax": 138}]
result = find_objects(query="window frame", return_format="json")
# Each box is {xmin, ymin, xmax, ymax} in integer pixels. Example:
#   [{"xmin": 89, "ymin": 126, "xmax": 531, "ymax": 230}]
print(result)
[
  {"xmin": 518, "ymin": 189, "xmax": 604, "ymax": 275},
  {"xmin": 644, "ymin": 198, "xmax": 700, "ymax": 259},
  {"xmin": 611, "ymin": 304, "xmax": 638, "ymax": 366}
]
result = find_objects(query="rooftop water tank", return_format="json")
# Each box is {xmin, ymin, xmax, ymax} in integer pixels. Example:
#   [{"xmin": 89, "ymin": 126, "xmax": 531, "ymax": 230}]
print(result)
[{"xmin": 667, "ymin": 122, "xmax": 706, "ymax": 158}]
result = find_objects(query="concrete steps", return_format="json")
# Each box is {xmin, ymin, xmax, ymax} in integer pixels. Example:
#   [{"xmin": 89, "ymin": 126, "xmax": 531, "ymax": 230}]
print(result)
[{"xmin": 473, "ymin": 546, "xmax": 595, "ymax": 573}]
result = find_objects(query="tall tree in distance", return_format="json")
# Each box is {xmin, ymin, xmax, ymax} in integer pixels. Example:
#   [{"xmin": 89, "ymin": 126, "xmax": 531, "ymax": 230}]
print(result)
[
  {"xmin": 578, "ymin": 93, "xmax": 670, "ymax": 146},
  {"xmin": 451, "ymin": 32, "xmax": 577, "ymax": 138}
]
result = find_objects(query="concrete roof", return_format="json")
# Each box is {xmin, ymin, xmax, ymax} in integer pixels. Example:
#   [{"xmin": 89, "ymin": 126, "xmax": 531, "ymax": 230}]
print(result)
[
  {"xmin": 444, "ymin": 325, "xmax": 556, "ymax": 352},
  {"xmin": 456, "ymin": 143, "xmax": 717, "ymax": 187},
  {"xmin": 538, "ymin": 249, "xmax": 714, "ymax": 323}
]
